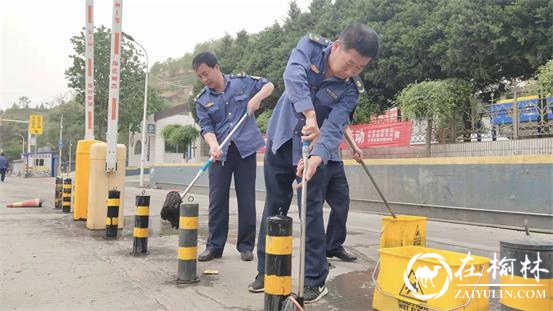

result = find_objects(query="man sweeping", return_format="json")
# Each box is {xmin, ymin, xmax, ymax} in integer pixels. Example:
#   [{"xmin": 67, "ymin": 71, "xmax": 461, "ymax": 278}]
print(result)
[
  {"xmin": 248, "ymin": 24, "xmax": 379, "ymax": 303},
  {"xmin": 192, "ymin": 52, "xmax": 274, "ymax": 262}
]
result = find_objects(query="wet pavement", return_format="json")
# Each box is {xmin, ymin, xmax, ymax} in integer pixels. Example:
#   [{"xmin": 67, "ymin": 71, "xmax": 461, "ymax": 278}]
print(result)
[{"xmin": 1, "ymin": 175, "xmax": 550, "ymax": 310}]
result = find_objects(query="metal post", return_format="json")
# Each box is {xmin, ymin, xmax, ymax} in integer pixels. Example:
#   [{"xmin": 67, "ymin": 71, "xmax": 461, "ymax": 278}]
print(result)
[
  {"xmin": 62, "ymin": 178, "xmax": 72, "ymax": 213},
  {"xmin": 27, "ymin": 127, "xmax": 31, "ymax": 177},
  {"xmin": 132, "ymin": 194, "xmax": 150, "ymax": 255},
  {"xmin": 140, "ymin": 49, "xmax": 148, "ymax": 187},
  {"xmin": 122, "ymin": 32, "xmax": 148, "ymax": 187},
  {"xmin": 55, "ymin": 177, "xmax": 63, "ymax": 209},
  {"xmin": 33, "ymin": 134, "xmax": 37, "ymax": 175},
  {"xmin": 68, "ymin": 140, "xmax": 73, "ymax": 175},
  {"xmin": 105, "ymin": 189, "xmax": 120, "ymax": 239},
  {"xmin": 58, "ymin": 115, "xmax": 63, "ymax": 176},
  {"xmin": 513, "ymin": 84, "xmax": 519, "ymax": 140},
  {"xmin": 491, "ymin": 93, "xmax": 497, "ymax": 141},
  {"xmin": 177, "ymin": 202, "xmax": 200, "ymax": 284},
  {"xmin": 264, "ymin": 215, "xmax": 293, "ymax": 310}
]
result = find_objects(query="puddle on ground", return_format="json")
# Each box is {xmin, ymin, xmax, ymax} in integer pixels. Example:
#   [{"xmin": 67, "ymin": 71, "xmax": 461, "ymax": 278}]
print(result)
[{"xmin": 324, "ymin": 269, "xmax": 375, "ymax": 311}]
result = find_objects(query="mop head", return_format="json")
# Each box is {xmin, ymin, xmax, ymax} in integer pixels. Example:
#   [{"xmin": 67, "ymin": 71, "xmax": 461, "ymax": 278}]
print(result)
[{"xmin": 160, "ymin": 191, "xmax": 181, "ymax": 229}]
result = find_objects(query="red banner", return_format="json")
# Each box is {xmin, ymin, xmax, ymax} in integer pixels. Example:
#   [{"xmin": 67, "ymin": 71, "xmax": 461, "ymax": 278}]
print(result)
[
  {"xmin": 258, "ymin": 121, "xmax": 412, "ymax": 154},
  {"xmin": 340, "ymin": 121, "xmax": 412, "ymax": 149}
]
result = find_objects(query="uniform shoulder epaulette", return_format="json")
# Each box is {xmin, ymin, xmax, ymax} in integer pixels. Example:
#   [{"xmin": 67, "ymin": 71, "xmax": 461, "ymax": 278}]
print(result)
[
  {"xmin": 352, "ymin": 75, "xmax": 366, "ymax": 94},
  {"xmin": 193, "ymin": 88, "xmax": 207, "ymax": 102},
  {"xmin": 231, "ymin": 72, "xmax": 263, "ymax": 80},
  {"xmin": 307, "ymin": 33, "xmax": 331, "ymax": 46},
  {"xmin": 230, "ymin": 72, "xmax": 246, "ymax": 78}
]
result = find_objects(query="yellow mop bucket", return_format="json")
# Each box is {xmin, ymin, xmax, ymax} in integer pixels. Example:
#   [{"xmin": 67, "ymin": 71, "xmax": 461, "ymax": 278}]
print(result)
[
  {"xmin": 373, "ymin": 246, "xmax": 490, "ymax": 311},
  {"xmin": 380, "ymin": 215, "xmax": 427, "ymax": 248}
]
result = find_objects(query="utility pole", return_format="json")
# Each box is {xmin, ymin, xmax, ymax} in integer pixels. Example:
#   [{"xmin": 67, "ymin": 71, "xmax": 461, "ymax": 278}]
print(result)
[
  {"xmin": 122, "ymin": 31, "xmax": 149, "ymax": 187},
  {"xmin": 58, "ymin": 115, "xmax": 63, "ymax": 176},
  {"xmin": 68, "ymin": 140, "xmax": 73, "ymax": 176}
]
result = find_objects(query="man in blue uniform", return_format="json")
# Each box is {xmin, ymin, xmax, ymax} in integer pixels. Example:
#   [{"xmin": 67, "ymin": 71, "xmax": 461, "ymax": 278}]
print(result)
[
  {"xmin": 192, "ymin": 52, "xmax": 274, "ymax": 262},
  {"xmin": 0, "ymin": 152, "xmax": 8, "ymax": 182},
  {"xmin": 248, "ymin": 24, "xmax": 379, "ymax": 303},
  {"xmin": 324, "ymin": 127, "xmax": 363, "ymax": 262}
]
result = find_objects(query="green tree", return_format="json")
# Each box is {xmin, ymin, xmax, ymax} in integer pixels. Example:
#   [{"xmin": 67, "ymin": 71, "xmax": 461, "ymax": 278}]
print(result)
[
  {"xmin": 537, "ymin": 59, "xmax": 553, "ymax": 94},
  {"xmin": 256, "ymin": 109, "xmax": 273, "ymax": 134},
  {"xmin": 397, "ymin": 79, "xmax": 473, "ymax": 153},
  {"xmin": 42, "ymin": 99, "xmax": 86, "ymax": 160},
  {"xmin": 159, "ymin": 0, "xmax": 553, "ymax": 127},
  {"xmin": 17, "ymin": 96, "xmax": 31, "ymax": 109},
  {"xmin": 161, "ymin": 124, "xmax": 199, "ymax": 155},
  {"xmin": 65, "ymin": 25, "xmax": 169, "ymax": 142},
  {"xmin": 0, "ymin": 102, "xmax": 49, "ymax": 161}
]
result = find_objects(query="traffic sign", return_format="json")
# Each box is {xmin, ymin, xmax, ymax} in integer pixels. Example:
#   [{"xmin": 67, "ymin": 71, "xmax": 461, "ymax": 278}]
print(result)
[{"xmin": 29, "ymin": 114, "xmax": 43, "ymax": 135}]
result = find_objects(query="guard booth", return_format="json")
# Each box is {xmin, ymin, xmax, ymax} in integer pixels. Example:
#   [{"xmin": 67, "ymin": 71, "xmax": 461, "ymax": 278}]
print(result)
[{"xmin": 22, "ymin": 152, "xmax": 59, "ymax": 177}]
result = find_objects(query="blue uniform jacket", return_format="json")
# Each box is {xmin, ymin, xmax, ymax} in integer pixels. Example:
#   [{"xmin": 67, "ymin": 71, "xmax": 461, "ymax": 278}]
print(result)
[
  {"xmin": 0, "ymin": 156, "xmax": 8, "ymax": 169},
  {"xmin": 266, "ymin": 33, "xmax": 362, "ymax": 165},
  {"xmin": 195, "ymin": 74, "xmax": 269, "ymax": 162}
]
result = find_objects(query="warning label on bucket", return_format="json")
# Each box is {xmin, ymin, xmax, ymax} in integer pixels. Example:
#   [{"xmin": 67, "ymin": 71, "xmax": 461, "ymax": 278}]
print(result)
[
  {"xmin": 397, "ymin": 300, "xmax": 429, "ymax": 311},
  {"xmin": 399, "ymin": 269, "xmax": 427, "ymax": 303},
  {"xmin": 413, "ymin": 226, "xmax": 422, "ymax": 246}
]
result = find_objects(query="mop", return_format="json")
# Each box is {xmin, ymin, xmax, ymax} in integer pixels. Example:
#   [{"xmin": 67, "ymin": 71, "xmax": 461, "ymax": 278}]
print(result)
[
  {"xmin": 161, "ymin": 111, "xmax": 249, "ymax": 228},
  {"xmin": 344, "ymin": 134, "xmax": 396, "ymax": 219}
]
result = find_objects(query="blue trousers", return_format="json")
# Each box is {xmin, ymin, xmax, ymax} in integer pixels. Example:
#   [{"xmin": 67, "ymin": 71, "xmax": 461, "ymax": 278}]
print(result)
[
  {"xmin": 206, "ymin": 142, "xmax": 256, "ymax": 254},
  {"xmin": 256, "ymin": 139, "xmax": 328, "ymax": 287},
  {"xmin": 323, "ymin": 161, "xmax": 350, "ymax": 253}
]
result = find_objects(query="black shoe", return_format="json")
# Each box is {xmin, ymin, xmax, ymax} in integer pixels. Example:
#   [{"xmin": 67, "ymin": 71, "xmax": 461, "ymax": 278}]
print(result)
[
  {"xmin": 304, "ymin": 285, "xmax": 328, "ymax": 304},
  {"xmin": 248, "ymin": 274, "xmax": 264, "ymax": 293},
  {"xmin": 240, "ymin": 250, "xmax": 254, "ymax": 261},
  {"xmin": 198, "ymin": 249, "xmax": 222, "ymax": 262},
  {"xmin": 327, "ymin": 248, "xmax": 357, "ymax": 262}
]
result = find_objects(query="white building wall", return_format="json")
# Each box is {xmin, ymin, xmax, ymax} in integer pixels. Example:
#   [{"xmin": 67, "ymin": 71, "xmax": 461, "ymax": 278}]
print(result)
[{"xmin": 128, "ymin": 112, "xmax": 204, "ymax": 166}]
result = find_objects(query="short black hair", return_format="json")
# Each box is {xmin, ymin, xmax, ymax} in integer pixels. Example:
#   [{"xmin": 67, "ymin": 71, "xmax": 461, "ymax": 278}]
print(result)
[
  {"xmin": 192, "ymin": 52, "xmax": 218, "ymax": 71},
  {"xmin": 339, "ymin": 23, "xmax": 379, "ymax": 59}
]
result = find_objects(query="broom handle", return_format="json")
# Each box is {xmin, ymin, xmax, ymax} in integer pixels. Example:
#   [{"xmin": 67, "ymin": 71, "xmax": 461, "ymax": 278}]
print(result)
[
  {"xmin": 180, "ymin": 112, "xmax": 249, "ymax": 199},
  {"xmin": 344, "ymin": 133, "xmax": 397, "ymax": 219},
  {"xmin": 298, "ymin": 141, "xmax": 309, "ymax": 302}
]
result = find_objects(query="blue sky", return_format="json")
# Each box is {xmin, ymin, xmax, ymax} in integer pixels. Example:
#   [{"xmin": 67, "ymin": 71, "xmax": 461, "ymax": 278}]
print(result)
[{"xmin": 0, "ymin": 0, "xmax": 311, "ymax": 110}]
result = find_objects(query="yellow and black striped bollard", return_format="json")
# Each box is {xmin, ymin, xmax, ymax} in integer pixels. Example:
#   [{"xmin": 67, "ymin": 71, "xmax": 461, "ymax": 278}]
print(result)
[
  {"xmin": 176, "ymin": 202, "xmax": 200, "ymax": 284},
  {"xmin": 132, "ymin": 194, "xmax": 150, "ymax": 255},
  {"xmin": 264, "ymin": 215, "xmax": 293, "ymax": 310},
  {"xmin": 55, "ymin": 177, "xmax": 63, "ymax": 209},
  {"xmin": 62, "ymin": 178, "xmax": 72, "ymax": 213},
  {"xmin": 105, "ymin": 190, "xmax": 120, "ymax": 239}
]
